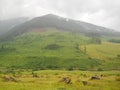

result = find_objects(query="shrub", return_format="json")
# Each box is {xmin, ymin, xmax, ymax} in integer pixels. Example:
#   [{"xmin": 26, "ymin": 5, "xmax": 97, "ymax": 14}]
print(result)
[
  {"xmin": 115, "ymin": 77, "xmax": 120, "ymax": 81},
  {"xmin": 97, "ymin": 68, "xmax": 104, "ymax": 71},
  {"xmin": 89, "ymin": 38, "xmax": 102, "ymax": 44},
  {"xmin": 117, "ymin": 54, "xmax": 120, "ymax": 58},
  {"xmin": 44, "ymin": 44, "xmax": 61, "ymax": 50},
  {"xmin": 109, "ymin": 39, "xmax": 120, "ymax": 43},
  {"xmin": 67, "ymin": 66, "xmax": 74, "ymax": 71}
]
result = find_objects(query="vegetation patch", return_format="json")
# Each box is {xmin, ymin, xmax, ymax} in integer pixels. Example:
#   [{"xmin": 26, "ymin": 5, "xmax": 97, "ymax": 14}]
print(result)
[
  {"xmin": 109, "ymin": 39, "xmax": 120, "ymax": 43},
  {"xmin": 44, "ymin": 44, "xmax": 62, "ymax": 50}
]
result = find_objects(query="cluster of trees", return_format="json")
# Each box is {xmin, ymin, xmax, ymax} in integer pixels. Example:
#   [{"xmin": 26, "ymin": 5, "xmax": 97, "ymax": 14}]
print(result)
[
  {"xmin": 109, "ymin": 39, "xmax": 120, "ymax": 43},
  {"xmin": 89, "ymin": 37, "xmax": 102, "ymax": 44},
  {"xmin": 18, "ymin": 56, "xmax": 100, "ymax": 71},
  {"xmin": 1, "ymin": 55, "xmax": 100, "ymax": 71},
  {"xmin": 0, "ymin": 44, "xmax": 16, "ymax": 52},
  {"xmin": 85, "ymin": 32, "xmax": 102, "ymax": 44},
  {"xmin": 0, "ymin": 44, "xmax": 5, "ymax": 49}
]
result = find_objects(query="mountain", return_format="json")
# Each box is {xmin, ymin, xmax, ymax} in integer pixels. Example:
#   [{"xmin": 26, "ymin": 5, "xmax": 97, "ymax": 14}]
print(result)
[
  {"xmin": 0, "ymin": 14, "xmax": 120, "ymax": 70},
  {"xmin": 0, "ymin": 14, "xmax": 120, "ymax": 41}
]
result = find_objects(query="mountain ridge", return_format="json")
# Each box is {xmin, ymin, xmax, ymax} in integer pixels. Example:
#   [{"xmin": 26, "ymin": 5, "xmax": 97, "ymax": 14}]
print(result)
[{"xmin": 0, "ymin": 14, "xmax": 120, "ymax": 41}]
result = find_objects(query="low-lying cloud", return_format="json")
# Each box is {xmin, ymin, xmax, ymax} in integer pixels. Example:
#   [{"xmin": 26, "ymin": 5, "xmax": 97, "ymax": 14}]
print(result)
[{"xmin": 0, "ymin": 0, "xmax": 120, "ymax": 31}]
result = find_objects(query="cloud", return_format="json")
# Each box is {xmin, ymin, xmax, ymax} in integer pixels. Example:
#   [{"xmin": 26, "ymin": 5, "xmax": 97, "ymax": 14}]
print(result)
[{"xmin": 0, "ymin": 0, "xmax": 120, "ymax": 31}]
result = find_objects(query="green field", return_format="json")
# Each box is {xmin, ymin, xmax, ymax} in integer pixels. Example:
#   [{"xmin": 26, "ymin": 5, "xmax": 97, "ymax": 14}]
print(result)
[{"xmin": 0, "ymin": 70, "xmax": 120, "ymax": 90}]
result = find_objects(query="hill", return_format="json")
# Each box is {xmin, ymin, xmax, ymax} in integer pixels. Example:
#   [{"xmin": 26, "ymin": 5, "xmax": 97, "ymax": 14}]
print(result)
[
  {"xmin": 0, "ymin": 29, "xmax": 120, "ymax": 70},
  {"xmin": 0, "ymin": 29, "xmax": 101, "ymax": 70}
]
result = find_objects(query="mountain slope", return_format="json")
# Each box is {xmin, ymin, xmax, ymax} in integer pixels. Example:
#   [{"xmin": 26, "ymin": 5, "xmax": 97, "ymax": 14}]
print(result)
[{"xmin": 0, "ymin": 14, "xmax": 120, "ymax": 41}]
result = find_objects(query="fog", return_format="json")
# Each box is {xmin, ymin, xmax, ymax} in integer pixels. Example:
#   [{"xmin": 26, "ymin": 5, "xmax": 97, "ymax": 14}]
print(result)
[{"xmin": 0, "ymin": 0, "xmax": 120, "ymax": 31}]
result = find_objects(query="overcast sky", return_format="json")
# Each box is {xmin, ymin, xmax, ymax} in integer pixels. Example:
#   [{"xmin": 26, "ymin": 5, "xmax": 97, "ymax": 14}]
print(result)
[{"xmin": 0, "ymin": 0, "xmax": 120, "ymax": 31}]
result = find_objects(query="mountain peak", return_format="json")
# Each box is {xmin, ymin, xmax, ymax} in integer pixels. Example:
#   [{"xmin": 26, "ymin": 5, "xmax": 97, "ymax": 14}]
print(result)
[
  {"xmin": 41, "ymin": 14, "xmax": 62, "ymax": 19},
  {"xmin": 43, "ymin": 14, "xmax": 59, "ymax": 17}
]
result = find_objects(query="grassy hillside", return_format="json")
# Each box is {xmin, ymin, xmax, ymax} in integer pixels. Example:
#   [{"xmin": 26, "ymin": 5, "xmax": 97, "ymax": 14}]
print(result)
[
  {"xmin": 80, "ymin": 42, "xmax": 120, "ymax": 70},
  {"xmin": 0, "ymin": 29, "xmax": 100, "ymax": 70},
  {"xmin": 0, "ymin": 29, "xmax": 120, "ymax": 70}
]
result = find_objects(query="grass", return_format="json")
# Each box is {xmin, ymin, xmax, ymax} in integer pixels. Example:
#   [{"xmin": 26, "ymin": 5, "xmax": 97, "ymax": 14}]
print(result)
[
  {"xmin": 0, "ymin": 70, "xmax": 120, "ymax": 90},
  {"xmin": 81, "ymin": 42, "xmax": 120, "ymax": 60},
  {"xmin": 80, "ymin": 42, "xmax": 120, "ymax": 70}
]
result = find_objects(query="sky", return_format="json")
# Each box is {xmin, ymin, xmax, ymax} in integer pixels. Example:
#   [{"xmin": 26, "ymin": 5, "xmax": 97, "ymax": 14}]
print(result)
[{"xmin": 0, "ymin": 0, "xmax": 120, "ymax": 31}]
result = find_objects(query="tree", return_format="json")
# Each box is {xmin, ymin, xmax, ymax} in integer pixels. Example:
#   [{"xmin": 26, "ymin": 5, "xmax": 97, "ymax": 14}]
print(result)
[{"xmin": 90, "ymin": 37, "xmax": 102, "ymax": 44}]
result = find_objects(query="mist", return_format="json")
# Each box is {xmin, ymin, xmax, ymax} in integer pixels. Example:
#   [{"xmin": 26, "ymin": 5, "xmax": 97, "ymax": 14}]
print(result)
[{"xmin": 0, "ymin": 0, "xmax": 120, "ymax": 31}]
